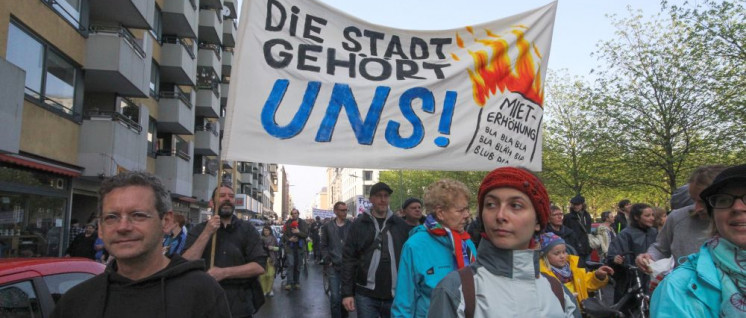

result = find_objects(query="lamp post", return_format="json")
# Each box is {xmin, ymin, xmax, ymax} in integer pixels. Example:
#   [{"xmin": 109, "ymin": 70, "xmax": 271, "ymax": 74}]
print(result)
[{"xmin": 349, "ymin": 173, "xmax": 358, "ymax": 217}]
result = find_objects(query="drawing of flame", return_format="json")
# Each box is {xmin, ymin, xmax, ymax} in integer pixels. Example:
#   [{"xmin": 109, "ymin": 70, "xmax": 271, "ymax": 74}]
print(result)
[{"xmin": 456, "ymin": 26, "xmax": 545, "ymax": 107}]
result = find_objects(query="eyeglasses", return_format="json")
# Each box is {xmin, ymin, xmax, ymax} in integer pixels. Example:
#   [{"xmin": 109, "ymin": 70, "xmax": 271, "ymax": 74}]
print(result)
[
  {"xmin": 707, "ymin": 193, "xmax": 746, "ymax": 209},
  {"xmin": 102, "ymin": 211, "xmax": 154, "ymax": 225}
]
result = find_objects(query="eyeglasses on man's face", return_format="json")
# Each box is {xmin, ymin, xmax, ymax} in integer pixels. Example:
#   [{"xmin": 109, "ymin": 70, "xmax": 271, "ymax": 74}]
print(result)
[
  {"xmin": 708, "ymin": 193, "xmax": 746, "ymax": 209},
  {"xmin": 102, "ymin": 211, "xmax": 155, "ymax": 225}
]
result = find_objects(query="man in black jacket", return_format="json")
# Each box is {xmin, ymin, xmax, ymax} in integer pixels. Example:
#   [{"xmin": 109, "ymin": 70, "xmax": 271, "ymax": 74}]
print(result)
[
  {"xmin": 183, "ymin": 184, "xmax": 267, "ymax": 317},
  {"xmin": 341, "ymin": 182, "xmax": 409, "ymax": 318},
  {"xmin": 52, "ymin": 171, "xmax": 231, "ymax": 318},
  {"xmin": 563, "ymin": 195, "xmax": 592, "ymax": 267},
  {"xmin": 321, "ymin": 201, "xmax": 352, "ymax": 318}
]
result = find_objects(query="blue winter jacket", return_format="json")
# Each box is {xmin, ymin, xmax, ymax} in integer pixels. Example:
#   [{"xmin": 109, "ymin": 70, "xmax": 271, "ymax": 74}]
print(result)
[
  {"xmin": 391, "ymin": 224, "xmax": 477, "ymax": 318},
  {"xmin": 650, "ymin": 245, "xmax": 721, "ymax": 318}
]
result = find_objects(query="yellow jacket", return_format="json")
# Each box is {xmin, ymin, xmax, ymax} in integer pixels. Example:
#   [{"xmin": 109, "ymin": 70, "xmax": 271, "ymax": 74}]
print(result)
[{"xmin": 539, "ymin": 254, "xmax": 608, "ymax": 303}]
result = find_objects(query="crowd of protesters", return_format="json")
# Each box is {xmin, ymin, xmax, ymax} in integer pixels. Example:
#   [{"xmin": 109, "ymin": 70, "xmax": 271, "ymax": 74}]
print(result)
[{"xmin": 52, "ymin": 163, "xmax": 745, "ymax": 318}]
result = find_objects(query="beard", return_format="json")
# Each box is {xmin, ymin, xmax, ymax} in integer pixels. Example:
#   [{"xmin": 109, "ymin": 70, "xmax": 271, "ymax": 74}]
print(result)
[{"xmin": 217, "ymin": 202, "xmax": 235, "ymax": 218}]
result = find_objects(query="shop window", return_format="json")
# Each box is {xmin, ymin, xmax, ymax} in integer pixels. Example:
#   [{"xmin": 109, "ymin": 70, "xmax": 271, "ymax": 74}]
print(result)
[
  {"xmin": 0, "ymin": 190, "xmax": 66, "ymax": 258},
  {"xmin": 6, "ymin": 21, "xmax": 82, "ymax": 119}
]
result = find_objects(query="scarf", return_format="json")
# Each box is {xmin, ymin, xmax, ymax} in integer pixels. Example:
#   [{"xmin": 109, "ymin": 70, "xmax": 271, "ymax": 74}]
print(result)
[
  {"xmin": 706, "ymin": 236, "xmax": 746, "ymax": 316},
  {"xmin": 424, "ymin": 214, "xmax": 474, "ymax": 269},
  {"xmin": 549, "ymin": 261, "xmax": 573, "ymax": 283}
]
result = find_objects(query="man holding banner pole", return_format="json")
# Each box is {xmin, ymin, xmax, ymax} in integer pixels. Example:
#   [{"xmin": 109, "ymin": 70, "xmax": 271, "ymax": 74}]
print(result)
[{"xmin": 183, "ymin": 184, "xmax": 267, "ymax": 317}]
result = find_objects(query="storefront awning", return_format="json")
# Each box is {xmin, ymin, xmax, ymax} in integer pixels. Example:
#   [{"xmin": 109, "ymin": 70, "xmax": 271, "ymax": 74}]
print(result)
[{"xmin": 0, "ymin": 153, "xmax": 82, "ymax": 177}]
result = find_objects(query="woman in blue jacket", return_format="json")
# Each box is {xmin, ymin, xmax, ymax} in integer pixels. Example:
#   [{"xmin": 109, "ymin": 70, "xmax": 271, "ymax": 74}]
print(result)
[
  {"xmin": 391, "ymin": 179, "xmax": 477, "ymax": 318},
  {"xmin": 651, "ymin": 164, "xmax": 746, "ymax": 317}
]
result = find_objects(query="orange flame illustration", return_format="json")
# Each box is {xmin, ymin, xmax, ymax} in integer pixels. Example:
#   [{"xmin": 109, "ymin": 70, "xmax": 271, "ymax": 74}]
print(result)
[{"xmin": 458, "ymin": 26, "xmax": 544, "ymax": 107}]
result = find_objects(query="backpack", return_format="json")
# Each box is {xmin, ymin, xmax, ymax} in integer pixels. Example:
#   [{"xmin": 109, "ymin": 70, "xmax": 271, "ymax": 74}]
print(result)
[{"xmin": 458, "ymin": 267, "xmax": 566, "ymax": 318}]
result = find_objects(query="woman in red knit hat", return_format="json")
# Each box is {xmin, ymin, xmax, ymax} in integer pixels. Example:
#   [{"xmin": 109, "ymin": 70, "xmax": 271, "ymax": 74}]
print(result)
[{"xmin": 428, "ymin": 167, "xmax": 580, "ymax": 318}]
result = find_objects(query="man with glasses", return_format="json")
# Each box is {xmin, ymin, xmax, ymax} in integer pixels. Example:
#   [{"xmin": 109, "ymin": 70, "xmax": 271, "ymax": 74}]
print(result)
[
  {"xmin": 342, "ymin": 182, "xmax": 409, "ymax": 318},
  {"xmin": 183, "ymin": 184, "xmax": 267, "ymax": 318},
  {"xmin": 321, "ymin": 202, "xmax": 352, "ymax": 318},
  {"xmin": 52, "ymin": 171, "xmax": 231, "ymax": 318},
  {"xmin": 545, "ymin": 205, "xmax": 575, "ymax": 251}
]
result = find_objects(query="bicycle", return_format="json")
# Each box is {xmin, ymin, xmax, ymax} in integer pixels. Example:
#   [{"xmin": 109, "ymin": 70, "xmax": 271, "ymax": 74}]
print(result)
[{"xmin": 582, "ymin": 259, "xmax": 649, "ymax": 318}]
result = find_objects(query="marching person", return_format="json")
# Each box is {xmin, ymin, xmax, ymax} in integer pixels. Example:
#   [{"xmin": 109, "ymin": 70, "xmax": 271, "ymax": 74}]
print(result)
[
  {"xmin": 321, "ymin": 202, "xmax": 353, "ymax": 318},
  {"xmin": 392, "ymin": 179, "xmax": 477, "ymax": 318},
  {"xmin": 52, "ymin": 171, "xmax": 231, "ymax": 317},
  {"xmin": 429, "ymin": 167, "xmax": 579, "ymax": 318},
  {"xmin": 341, "ymin": 182, "xmax": 409, "ymax": 318},
  {"xmin": 183, "ymin": 184, "xmax": 267, "ymax": 318}
]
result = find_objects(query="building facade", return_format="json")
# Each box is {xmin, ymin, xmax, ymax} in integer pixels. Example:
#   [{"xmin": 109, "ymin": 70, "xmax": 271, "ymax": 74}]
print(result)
[
  {"xmin": 0, "ymin": 0, "xmax": 276, "ymax": 258},
  {"xmin": 326, "ymin": 168, "xmax": 381, "ymax": 217}
]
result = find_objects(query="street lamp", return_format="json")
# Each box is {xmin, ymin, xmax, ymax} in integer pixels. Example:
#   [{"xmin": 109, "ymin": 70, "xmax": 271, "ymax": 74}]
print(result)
[{"xmin": 349, "ymin": 173, "xmax": 358, "ymax": 217}]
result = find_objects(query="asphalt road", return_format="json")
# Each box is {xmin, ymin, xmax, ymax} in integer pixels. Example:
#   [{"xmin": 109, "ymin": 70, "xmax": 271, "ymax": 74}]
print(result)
[{"xmin": 255, "ymin": 258, "xmax": 358, "ymax": 318}]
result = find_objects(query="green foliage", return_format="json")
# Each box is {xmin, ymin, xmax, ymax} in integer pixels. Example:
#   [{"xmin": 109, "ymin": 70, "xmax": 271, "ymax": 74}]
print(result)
[{"xmin": 378, "ymin": 170, "xmax": 487, "ymax": 215}]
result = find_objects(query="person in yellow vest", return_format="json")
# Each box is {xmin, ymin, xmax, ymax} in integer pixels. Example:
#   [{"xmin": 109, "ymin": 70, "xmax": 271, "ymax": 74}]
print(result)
[{"xmin": 539, "ymin": 232, "xmax": 614, "ymax": 304}]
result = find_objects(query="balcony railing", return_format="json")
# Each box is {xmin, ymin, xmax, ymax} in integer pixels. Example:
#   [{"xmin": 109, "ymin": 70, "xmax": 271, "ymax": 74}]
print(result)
[
  {"xmin": 89, "ymin": 25, "xmax": 146, "ymax": 59},
  {"xmin": 85, "ymin": 110, "xmax": 143, "ymax": 133},
  {"xmin": 199, "ymin": 42, "xmax": 222, "ymax": 61},
  {"xmin": 159, "ymin": 86, "xmax": 192, "ymax": 109},
  {"xmin": 163, "ymin": 36, "xmax": 195, "ymax": 59},
  {"xmin": 195, "ymin": 122, "xmax": 220, "ymax": 137}
]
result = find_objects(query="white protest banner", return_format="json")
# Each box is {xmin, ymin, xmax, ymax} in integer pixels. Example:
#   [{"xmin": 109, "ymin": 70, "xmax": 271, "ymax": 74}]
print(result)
[
  {"xmin": 223, "ymin": 0, "xmax": 557, "ymax": 171},
  {"xmin": 312, "ymin": 208, "xmax": 335, "ymax": 219}
]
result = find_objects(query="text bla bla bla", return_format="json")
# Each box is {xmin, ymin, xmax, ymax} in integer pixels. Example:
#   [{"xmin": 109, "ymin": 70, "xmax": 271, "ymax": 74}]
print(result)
[
  {"xmin": 477, "ymin": 136, "xmax": 513, "ymax": 157},
  {"xmin": 483, "ymin": 127, "xmax": 528, "ymax": 151},
  {"xmin": 473, "ymin": 145, "xmax": 525, "ymax": 163}
]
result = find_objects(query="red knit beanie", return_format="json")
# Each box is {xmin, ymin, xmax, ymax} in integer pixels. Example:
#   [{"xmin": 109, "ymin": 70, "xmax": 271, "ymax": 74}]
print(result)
[{"xmin": 477, "ymin": 167, "xmax": 550, "ymax": 231}]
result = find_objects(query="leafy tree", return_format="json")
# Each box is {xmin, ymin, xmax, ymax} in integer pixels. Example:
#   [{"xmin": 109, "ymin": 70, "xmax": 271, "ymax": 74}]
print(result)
[
  {"xmin": 379, "ymin": 170, "xmax": 487, "ymax": 214},
  {"xmin": 540, "ymin": 71, "xmax": 613, "ymax": 203},
  {"xmin": 590, "ymin": 7, "xmax": 732, "ymax": 197}
]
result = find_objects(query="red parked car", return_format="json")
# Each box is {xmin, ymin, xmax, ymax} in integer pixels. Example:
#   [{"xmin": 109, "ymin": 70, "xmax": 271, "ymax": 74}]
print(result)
[{"xmin": 0, "ymin": 258, "xmax": 105, "ymax": 317}]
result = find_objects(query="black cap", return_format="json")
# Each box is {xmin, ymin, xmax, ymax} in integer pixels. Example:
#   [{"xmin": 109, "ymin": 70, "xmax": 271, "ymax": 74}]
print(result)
[
  {"xmin": 700, "ymin": 164, "xmax": 746, "ymax": 214},
  {"xmin": 369, "ymin": 182, "xmax": 393, "ymax": 197},
  {"xmin": 401, "ymin": 197, "xmax": 423, "ymax": 210},
  {"xmin": 570, "ymin": 195, "xmax": 585, "ymax": 204}
]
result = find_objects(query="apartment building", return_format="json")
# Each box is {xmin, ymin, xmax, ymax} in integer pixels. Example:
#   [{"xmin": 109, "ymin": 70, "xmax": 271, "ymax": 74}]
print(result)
[
  {"xmin": 0, "ymin": 0, "xmax": 276, "ymax": 258},
  {"xmin": 326, "ymin": 168, "xmax": 381, "ymax": 217}
]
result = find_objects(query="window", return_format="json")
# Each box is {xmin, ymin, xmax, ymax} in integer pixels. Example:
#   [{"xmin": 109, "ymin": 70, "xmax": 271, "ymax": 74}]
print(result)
[
  {"xmin": 48, "ymin": 0, "xmax": 83, "ymax": 30},
  {"xmin": 364, "ymin": 185, "xmax": 372, "ymax": 197},
  {"xmin": 120, "ymin": 98, "xmax": 139, "ymax": 124},
  {"xmin": 363, "ymin": 170, "xmax": 373, "ymax": 181},
  {"xmin": 43, "ymin": 273, "xmax": 96, "ymax": 303},
  {"xmin": 151, "ymin": 5, "xmax": 163, "ymax": 43},
  {"xmin": 0, "ymin": 281, "xmax": 41, "ymax": 316},
  {"xmin": 150, "ymin": 60, "xmax": 160, "ymax": 98},
  {"xmin": 147, "ymin": 117, "xmax": 158, "ymax": 158},
  {"xmin": 6, "ymin": 21, "xmax": 82, "ymax": 118}
]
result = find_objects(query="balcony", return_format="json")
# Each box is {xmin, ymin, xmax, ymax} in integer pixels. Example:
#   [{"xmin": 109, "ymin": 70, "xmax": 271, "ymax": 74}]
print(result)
[
  {"xmin": 220, "ymin": 82, "xmax": 229, "ymax": 106},
  {"xmin": 223, "ymin": 0, "xmax": 237, "ymax": 19},
  {"xmin": 194, "ymin": 121, "xmax": 220, "ymax": 156},
  {"xmin": 196, "ymin": 84, "xmax": 220, "ymax": 118},
  {"xmin": 222, "ymin": 49, "xmax": 232, "ymax": 79},
  {"xmin": 223, "ymin": 19, "xmax": 236, "ymax": 48},
  {"xmin": 193, "ymin": 172, "xmax": 218, "ymax": 202},
  {"xmin": 85, "ymin": 26, "xmax": 151, "ymax": 97},
  {"xmin": 89, "ymin": 0, "xmax": 154, "ymax": 29},
  {"xmin": 155, "ymin": 151, "xmax": 194, "ymax": 197},
  {"xmin": 198, "ymin": 9, "xmax": 223, "ymax": 45},
  {"xmin": 200, "ymin": 0, "xmax": 223, "ymax": 10},
  {"xmin": 158, "ymin": 88, "xmax": 195, "ymax": 134},
  {"xmin": 198, "ymin": 45, "xmax": 222, "ymax": 78},
  {"xmin": 160, "ymin": 37, "xmax": 196, "ymax": 86},
  {"xmin": 78, "ymin": 107, "xmax": 148, "ymax": 178},
  {"xmin": 156, "ymin": 140, "xmax": 193, "ymax": 197},
  {"xmin": 162, "ymin": 0, "xmax": 198, "ymax": 39},
  {"xmin": 0, "ymin": 58, "xmax": 24, "ymax": 154}
]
